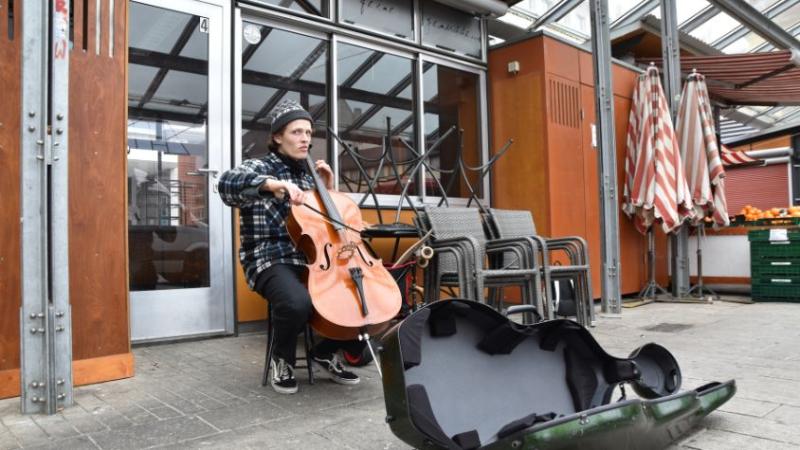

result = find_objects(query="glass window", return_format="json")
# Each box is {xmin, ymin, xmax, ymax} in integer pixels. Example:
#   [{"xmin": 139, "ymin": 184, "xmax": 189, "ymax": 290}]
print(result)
[
  {"xmin": 512, "ymin": 0, "xmax": 561, "ymax": 17},
  {"xmin": 689, "ymin": 12, "xmax": 739, "ymax": 43},
  {"xmin": 340, "ymin": 0, "xmax": 414, "ymax": 40},
  {"xmin": 422, "ymin": 64, "xmax": 482, "ymax": 200},
  {"xmin": 421, "ymin": 2, "xmax": 482, "ymax": 59},
  {"xmin": 240, "ymin": 24, "xmax": 328, "ymax": 160},
  {"xmin": 723, "ymin": 32, "xmax": 766, "ymax": 54},
  {"xmin": 772, "ymin": 3, "xmax": 800, "ymax": 29},
  {"xmin": 127, "ymin": 2, "xmax": 210, "ymax": 290},
  {"xmin": 336, "ymin": 43, "xmax": 417, "ymax": 196},
  {"xmin": 555, "ymin": 1, "xmax": 591, "ymax": 37},
  {"xmin": 652, "ymin": 1, "xmax": 709, "ymax": 24},
  {"xmin": 609, "ymin": 0, "xmax": 651, "ymax": 22},
  {"xmin": 251, "ymin": 0, "xmax": 329, "ymax": 17}
]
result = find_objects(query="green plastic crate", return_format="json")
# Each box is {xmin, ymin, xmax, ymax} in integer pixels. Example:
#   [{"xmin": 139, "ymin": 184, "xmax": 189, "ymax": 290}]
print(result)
[
  {"xmin": 748, "ymin": 229, "xmax": 800, "ymax": 242},
  {"xmin": 751, "ymin": 261, "xmax": 800, "ymax": 277},
  {"xmin": 751, "ymin": 283, "xmax": 800, "ymax": 301},
  {"xmin": 750, "ymin": 242, "xmax": 800, "ymax": 260}
]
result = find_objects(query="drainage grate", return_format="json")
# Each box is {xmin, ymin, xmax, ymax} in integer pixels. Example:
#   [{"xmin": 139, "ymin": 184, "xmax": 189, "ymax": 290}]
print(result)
[{"xmin": 642, "ymin": 323, "xmax": 693, "ymax": 333}]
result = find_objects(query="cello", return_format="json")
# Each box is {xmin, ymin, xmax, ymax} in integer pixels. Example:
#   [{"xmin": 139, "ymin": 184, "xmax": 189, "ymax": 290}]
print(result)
[{"xmin": 286, "ymin": 154, "xmax": 402, "ymax": 342}]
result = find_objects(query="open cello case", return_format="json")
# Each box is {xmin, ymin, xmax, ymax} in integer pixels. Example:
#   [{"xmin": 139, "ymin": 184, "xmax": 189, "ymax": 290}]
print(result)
[{"xmin": 380, "ymin": 299, "xmax": 735, "ymax": 450}]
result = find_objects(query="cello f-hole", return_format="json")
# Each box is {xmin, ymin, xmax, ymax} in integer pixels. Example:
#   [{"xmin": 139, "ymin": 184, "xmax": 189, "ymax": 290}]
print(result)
[
  {"xmin": 355, "ymin": 246, "xmax": 375, "ymax": 267},
  {"xmin": 319, "ymin": 243, "xmax": 334, "ymax": 270}
]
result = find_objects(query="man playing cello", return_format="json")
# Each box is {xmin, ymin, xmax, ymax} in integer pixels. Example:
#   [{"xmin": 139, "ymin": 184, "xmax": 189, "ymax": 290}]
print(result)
[{"xmin": 218, "ymin": 100, "xmax": 363, "ymax": 394}]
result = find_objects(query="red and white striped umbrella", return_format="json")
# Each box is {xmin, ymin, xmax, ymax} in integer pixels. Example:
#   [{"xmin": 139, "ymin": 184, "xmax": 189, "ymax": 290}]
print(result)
[
  {"xmin": 720, "ymin": 144, "xmax": 758, "ymax": 167},
  {"xmin": 675, "ymin": 73, "xmax": 730, "ymax": 228},
  {"xmin": 624, "ymin": 66, "xmax": 695, "ymax": 234}
]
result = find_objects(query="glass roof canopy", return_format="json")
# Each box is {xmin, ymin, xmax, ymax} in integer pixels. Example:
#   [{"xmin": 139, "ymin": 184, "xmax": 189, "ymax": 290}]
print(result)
[{"xmin": 492, "ymin": 0, "xmax": 800, "ymax": 139}]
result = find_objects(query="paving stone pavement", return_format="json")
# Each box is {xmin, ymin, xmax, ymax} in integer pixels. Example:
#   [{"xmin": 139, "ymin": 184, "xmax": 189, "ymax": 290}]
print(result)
[{"xmin": 1, "ymin": 299, "xmax": 799, "ymax": 449}]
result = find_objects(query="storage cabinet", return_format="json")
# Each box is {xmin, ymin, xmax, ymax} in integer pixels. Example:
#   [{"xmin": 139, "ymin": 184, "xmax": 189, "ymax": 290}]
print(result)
[{"xmin": 488, "ymin": 33, "xmax": 669, "ymax": 299}]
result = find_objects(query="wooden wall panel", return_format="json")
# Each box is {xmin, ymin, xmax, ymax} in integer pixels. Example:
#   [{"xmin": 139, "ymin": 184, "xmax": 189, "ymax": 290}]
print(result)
[
  {"xmin": 543, "ymin": 38, "xmax": 580, "ymax": 82},
  {"xmin": 487, "ymin": 37, "xmax": 545, "ymax": 81},
  {"xmin": 0, "ymin": 0, "xmax": 22, "ymax": 373},
  {"xmin": 731, "ymin": 135, "xmax": 792, "ymax": 152},
  {"xmin": 69, "ymin": 0, "xmax": 130, "ymax": 360},
  {"xmin": 488, "ymin": 38, "xmax": 550, "ymax": 234},
  {"xmin": 580, "ymin": 85, "xmax": 602, "ymax": 298},
  {"xmin": 546, "ymin": 75, "xmax": 585, "ymax": 241},
  {"xmin": 490, "ymin": 72, "xmax": 550, "ymax": 235}
]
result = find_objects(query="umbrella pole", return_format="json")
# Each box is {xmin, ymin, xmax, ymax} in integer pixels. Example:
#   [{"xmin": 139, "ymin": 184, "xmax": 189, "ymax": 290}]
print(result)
[
  {"xmin": 688, "ymin": 223, "xmax": 721, "ymax": 300},
  {"xmin": 637, "ymin": 228, "xmax": 670, "ymax": 302}
]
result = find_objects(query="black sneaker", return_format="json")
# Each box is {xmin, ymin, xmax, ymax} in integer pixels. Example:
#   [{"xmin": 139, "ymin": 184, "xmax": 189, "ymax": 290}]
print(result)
[
  {"xmin": 311, "ymin": 353, "xmax": 361, "ymax": 385},
  {"xmin": 270, "ymin": 357, "xmax": 298, "ymax": 394}
]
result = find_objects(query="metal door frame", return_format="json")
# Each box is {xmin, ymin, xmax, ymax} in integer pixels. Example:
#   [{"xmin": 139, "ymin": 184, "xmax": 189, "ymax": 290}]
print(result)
[{"xmin": 129, "ymin": 0, "xmax": 233, "ymax": 343}]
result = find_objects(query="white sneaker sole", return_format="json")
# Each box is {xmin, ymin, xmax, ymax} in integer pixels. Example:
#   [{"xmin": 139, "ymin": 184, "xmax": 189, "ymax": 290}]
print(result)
[
  {"xmin": 311, "ymin": 359, "xmax": 361, "ymax": 385},
  {"xmin": 270, "ymin": 382, "xmax": 298, "ymax": 394}
]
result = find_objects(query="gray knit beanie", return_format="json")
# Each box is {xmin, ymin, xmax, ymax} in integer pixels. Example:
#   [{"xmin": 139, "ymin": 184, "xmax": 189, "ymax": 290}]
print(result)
[{"xmin": 267, "ymin": 99, "xmax": 313, "ymax": 135}]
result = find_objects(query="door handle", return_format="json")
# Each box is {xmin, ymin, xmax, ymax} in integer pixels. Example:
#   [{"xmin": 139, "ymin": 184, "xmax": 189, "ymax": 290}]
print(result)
[{"xmin": 197, "ymin": 168, "xmax": 220, "ymax": 177}]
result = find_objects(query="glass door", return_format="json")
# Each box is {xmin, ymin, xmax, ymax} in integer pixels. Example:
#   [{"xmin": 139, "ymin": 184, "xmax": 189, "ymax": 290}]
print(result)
[{"xmin": 127, "ymin": 0, "xmax": 232, "ymax": 342}]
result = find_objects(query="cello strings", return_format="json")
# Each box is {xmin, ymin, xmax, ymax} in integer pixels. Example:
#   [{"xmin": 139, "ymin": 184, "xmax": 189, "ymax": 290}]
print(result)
[{"xmin": 301, "ymin": 202, "xmax": 363, "ymax": 235}]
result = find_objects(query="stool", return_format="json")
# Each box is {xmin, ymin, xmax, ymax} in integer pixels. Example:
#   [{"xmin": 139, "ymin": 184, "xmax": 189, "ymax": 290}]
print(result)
[{"xmin": 261, "ymin": 302, "xmax": 315, "ymax": 386}]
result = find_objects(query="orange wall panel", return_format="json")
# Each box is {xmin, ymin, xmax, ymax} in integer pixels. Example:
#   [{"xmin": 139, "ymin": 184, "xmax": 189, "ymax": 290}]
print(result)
[
  {"xmin": 546, "ymin": 75, "xmax": 585, "ymax": 240},
  {"xmin": 0, "ymin": 1, "xmax": 21, "ymax": 373},
  {"xmin": 543, "ymin": 38, "xmax": 581, "ymax": 82},
  {"xmin": 489, "ymin": 71, "xmax": 550, "ymax": 234},
  {"xmin": 487, "ymin": 37, "xmax": 544, "ymax": 79}
]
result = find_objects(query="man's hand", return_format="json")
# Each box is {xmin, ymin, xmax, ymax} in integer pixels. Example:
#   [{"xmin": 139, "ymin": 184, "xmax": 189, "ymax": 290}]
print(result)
[
  {"xmin": 315, "ymin": 160, "xmax": 334, "ymax": 190},
  {"xmin": 279, "ymin": 181, "xmax": 307, "ymax": 205},
  {"xmin": 262, "ymin": 178, "xmax": 306, "ymax": 205}
]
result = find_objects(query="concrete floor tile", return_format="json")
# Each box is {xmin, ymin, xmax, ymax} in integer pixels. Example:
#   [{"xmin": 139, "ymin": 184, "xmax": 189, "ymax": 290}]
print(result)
[
  {"xmin": 31, "ymin": 415, "xmax": 79, "ymax": 439},
  {"xmin": 765, "ymin": 404, "xmax": 800, "ymax": 425},
  {"xmin": 24, "ymin": 435, "xmax": 99, "ymax": 450},
  {"xmin": 197, "ymin": 400, "xmax": 292, "ymax": 431},
  {"xmin": 89, "ymin": 416, "xmax": 217, "ymax": 450},
  {"xmin": 3, "ymin": 418, "xmax": 49, "ymax": 448},
  {"xmin": 148, "ymin": 406, "xmax": 183, "ymax": 420},
  {"xmin": 682, "ymin": 428, "xmax": 797, "ymax": 450},
  {"xmin": 718, "ymin": 396, "xmax": 781, "ymax": 417},
  {"xmin": 702, "ymin": 411, "xmax": 800, "ymax": 446},
  {"xmin": 0, "ymin": 431, "xmax": 20, "ymax": 450}
]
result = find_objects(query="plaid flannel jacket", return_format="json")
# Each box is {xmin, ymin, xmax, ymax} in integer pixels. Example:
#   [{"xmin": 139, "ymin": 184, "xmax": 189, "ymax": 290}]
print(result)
[{"xmin": 217, "ymin": 152, "xmax": 314, "ymax": 289}]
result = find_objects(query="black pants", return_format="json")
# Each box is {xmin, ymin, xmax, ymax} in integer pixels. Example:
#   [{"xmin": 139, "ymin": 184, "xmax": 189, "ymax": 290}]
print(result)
[{"xmin": 254, "ymin": 264, "xmax": 365, "ymax": 366}]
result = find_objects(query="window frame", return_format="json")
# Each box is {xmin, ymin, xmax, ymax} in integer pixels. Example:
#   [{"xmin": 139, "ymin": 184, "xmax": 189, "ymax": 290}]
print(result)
[{"xmin": 236, "ymin": 5, "xmax": 490, "ymax": 209}]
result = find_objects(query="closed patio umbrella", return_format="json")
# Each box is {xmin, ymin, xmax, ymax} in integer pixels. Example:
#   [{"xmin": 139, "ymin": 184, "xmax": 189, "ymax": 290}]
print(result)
[
  {"xmin": 624, "ymin": 66, "xmax": 696, "ymax": 301},
  {"xmin": 624, "ymin": 66, "xmax": 695, "ymax": 235},
  {"xmin": 675, "ymin": 72, "xmax": 729, "ymax": 228}
]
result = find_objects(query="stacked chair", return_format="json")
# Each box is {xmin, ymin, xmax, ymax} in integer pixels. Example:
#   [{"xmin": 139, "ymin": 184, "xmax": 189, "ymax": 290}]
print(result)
[
  {"xmin": 418, "ymin": 206, "xmax": 546, "ymax": 323},
  {"xmin": 486, "ymin": 208, "xmax": 593, "ymax": 325}
]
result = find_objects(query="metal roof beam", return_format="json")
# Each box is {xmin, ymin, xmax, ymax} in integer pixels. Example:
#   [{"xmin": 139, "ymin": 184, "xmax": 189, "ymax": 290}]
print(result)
[
  {"xmin": 609, "ymin": 0, "xmax": 658, "ymax": 30},
  {"xmin": 527, "ymin": 0, "xmax": 583, "ymax": 31},
  {"xmin": 137, "ymin": 17, "xmax": 200, "ymax": 109},
  {"xmin": 679, "ymin": 5, "xmax": 719, "ymax": 33},
  {"xmin": 709, "ymin": 0, "xmax": 800, "ymax": 51}
]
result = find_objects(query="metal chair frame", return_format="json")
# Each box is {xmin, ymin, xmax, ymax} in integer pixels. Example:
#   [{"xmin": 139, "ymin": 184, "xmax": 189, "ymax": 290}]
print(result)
[
  {"xmin": 486, "ymin": 208, "xmax": 594, "ymax": 326},
  {"xmin": 420, "ymin": 207, "xmax": 545, "ymax": 321}
]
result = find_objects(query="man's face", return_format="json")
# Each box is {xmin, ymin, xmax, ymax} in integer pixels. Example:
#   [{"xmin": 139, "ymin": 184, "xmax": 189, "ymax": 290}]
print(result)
[{"xmin": 273, "ymin": 119, "xmax": 312, "ymax": 160}]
